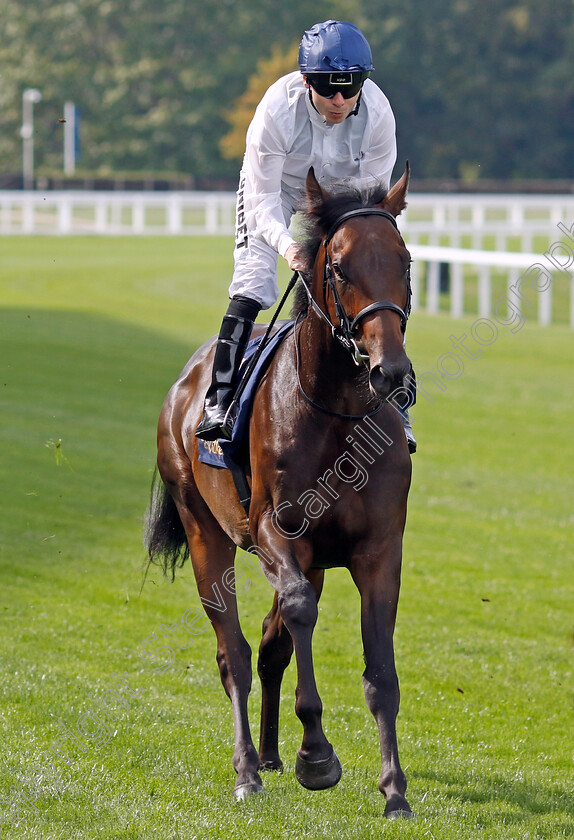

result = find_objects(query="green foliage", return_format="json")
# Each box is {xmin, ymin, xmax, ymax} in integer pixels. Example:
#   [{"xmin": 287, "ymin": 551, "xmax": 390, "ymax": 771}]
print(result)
[
  {"xmin": 362, "ymin": 0, "xmax": 574, "ymax": 179},
  {"xmin": 0, "ymin": 235, "xmax": 573, "ymax": 837},
  {"xmin": 0, "ymin": 0, "xmax": 334, "ymax": 180},
  {"xmin": 220, "ymin": 42, "xmax": 300, "ymax": 162},
  {"xmin": 1, "ymin": 1, "xmax": 573, "ymax": 181}
]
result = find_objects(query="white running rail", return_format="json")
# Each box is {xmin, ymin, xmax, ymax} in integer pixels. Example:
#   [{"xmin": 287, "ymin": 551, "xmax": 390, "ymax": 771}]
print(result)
[{"xmin": 1, "ymin": 190, "xmax": 573, "ymax": 326}]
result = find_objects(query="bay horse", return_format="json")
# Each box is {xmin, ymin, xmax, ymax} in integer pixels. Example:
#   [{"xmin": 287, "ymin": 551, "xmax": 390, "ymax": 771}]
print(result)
[{"xmin": 145, "ymin": 165, "xmax": 414, "ymax": 818}]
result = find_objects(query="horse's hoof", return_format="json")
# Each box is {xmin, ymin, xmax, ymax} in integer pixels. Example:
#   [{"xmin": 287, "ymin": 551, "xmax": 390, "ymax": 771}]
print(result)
[
  {"xmin": 233, "ymin": 782, "xmax": 265, "ymax": 801},
  {"xmin": 385, "ymin": 808, "xmax": 415, "ymax": 820},
  {"xmin": 295, "ymin": 747, "xmax": 342, "ymax": 790},
  {"xmin": 384, "ymin": 794, "xmax": 414, "ymax": 820},
  {"xmin": 259, "ymin": 758, "xmax": 284, "ymax": 773}
]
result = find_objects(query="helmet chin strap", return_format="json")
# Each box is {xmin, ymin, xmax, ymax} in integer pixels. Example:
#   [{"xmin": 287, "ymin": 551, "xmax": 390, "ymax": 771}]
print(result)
[
  {"xmin": 307, "ymin": 87, "xmax": 319, "ymax": 114},
  {"xmin": 350, "ymin": 91, "xmax": 362, "ymax": 116}
]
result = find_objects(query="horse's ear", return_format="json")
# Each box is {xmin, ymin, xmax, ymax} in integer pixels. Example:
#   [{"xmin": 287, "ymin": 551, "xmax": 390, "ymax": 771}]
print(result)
[
  {"xmin": 306, "ymin": 167, "xmax": 327, "ymax": 209},
  {"xmin": 381, "ymin": 161, "xmax": 410, "ymax": 217}
]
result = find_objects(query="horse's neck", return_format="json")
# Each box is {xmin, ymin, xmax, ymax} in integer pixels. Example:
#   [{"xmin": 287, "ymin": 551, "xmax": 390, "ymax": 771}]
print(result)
[{"xmin": 297, "ymin": 312, "xmax": 376, "ymax": 417}]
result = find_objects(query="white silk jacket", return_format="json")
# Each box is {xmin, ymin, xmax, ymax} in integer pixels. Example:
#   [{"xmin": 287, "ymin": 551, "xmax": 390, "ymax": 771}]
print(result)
[{"xmin": 238, "ymin": 71, "xmax": 397, "ymax": 259}]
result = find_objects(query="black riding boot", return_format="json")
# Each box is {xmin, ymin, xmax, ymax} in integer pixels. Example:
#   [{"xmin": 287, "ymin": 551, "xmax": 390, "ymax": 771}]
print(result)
[
  {"xmin": 398, "ymin": 406, "xmax": 417, "ymax": 454},
  {"xmin": 195, "ymin": 296, "xmax": 261, "ymax": 442},
  {"xmin": 397, "ymin": 363, "xmax": 417, "ymax": 454}
]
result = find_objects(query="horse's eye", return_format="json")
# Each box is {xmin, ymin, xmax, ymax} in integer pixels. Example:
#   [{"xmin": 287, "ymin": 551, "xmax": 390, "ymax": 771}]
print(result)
[{"xmin": 332, "ymin": 263, "xmax": 346, "ymax": 281}]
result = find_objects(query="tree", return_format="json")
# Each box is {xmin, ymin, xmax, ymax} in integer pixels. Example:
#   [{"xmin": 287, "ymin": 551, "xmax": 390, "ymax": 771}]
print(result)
[
  {"xmin": 361, "ymin": 0, "xmax": 574, "ymax": 180},
  {"xmin": 1, "ymin": 0, "xmax": 572, "ymax": 182},
  {"xmin": 220, "ymin": 42, "xmax": 300, "ymax": 163},
  {"xmin": 0, "ymin": 0, "xmax": 336, "ymax": 181}
]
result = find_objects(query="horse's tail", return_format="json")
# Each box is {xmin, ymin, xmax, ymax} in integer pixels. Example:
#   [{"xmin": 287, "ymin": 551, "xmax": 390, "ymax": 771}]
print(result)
[{"xmin": 144, "ymin": 467, "xmax": 190, "ymax": 579}]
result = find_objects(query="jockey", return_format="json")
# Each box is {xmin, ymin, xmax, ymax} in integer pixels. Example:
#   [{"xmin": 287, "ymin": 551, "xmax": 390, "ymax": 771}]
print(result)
[{"xmin": 196, "ymin": 19, "xmax": 416, "ymax": 452}]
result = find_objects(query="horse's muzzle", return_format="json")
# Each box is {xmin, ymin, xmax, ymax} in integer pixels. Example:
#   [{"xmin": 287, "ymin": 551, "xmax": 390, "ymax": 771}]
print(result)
[{"xmin": 368, "ymin": 360, "xmax": 411, "ymax": 401}]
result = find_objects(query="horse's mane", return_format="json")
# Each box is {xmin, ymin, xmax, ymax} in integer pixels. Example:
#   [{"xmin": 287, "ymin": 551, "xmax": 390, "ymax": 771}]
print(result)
[{"xmin": 291, "ymin": 181, "xmax": 389, "ymax": 319}]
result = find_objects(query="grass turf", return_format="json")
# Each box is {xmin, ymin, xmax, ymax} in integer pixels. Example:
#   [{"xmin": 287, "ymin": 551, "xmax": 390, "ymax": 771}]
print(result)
[{"xmin": 0, "ymin": 236, "xmax": 573, "ymax": 839}]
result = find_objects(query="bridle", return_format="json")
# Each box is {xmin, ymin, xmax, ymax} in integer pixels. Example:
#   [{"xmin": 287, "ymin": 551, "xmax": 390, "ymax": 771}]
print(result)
[{"xmin": 299, "ymin": 207, "xmax": 412, "ymax": 365}]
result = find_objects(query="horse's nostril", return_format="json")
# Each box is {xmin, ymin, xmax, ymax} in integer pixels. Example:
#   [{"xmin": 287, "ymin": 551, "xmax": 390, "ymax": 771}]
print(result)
[
  {"xmin": 369, "ymin": 362, "xmax": 410, "ymax": 400},
  {"xmin": 369, "ymin": 365, "xmax": 392, "ymax": 399}
]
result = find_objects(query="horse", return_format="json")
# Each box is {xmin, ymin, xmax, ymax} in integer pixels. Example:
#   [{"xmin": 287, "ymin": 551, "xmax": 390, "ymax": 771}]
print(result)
[{"xmin": 145, "ymin": 164, "xmax": 414, "ymax": 818}]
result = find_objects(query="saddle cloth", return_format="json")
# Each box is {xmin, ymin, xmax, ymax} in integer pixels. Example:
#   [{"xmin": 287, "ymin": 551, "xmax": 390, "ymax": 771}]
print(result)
[{"xmin": 197, "ymin": 320, "xmax": 294, "ymax": 472}]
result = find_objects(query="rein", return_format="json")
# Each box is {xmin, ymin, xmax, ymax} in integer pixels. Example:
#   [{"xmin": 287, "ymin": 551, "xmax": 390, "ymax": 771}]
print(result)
[
  {"xmin": 223, "ymin": 270, "xmax": 299, "ymax": 428},
  {"xmin": 293, "ymin": 311, "xmax": 384, "ymax": 420},
  {"xmin": 300, "ymin": 207, "xmax": 412, "ymax": 366},
  {"xmin": 225, "ymin": 208, "xmax": 412, "ymax": 427}
]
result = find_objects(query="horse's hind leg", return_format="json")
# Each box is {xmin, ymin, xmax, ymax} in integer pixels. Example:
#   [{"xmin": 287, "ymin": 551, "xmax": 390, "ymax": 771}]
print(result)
[
  {"xmin": 257, "ymin": 569, "xmax": 325, "ymax": 772},
  {"xmin": 177, "ymin": 507, "xmax": 263, "ymax": 799},
  {"xmin": 257, "ymin": 592, "xmax": 292, "ymax": 772}
]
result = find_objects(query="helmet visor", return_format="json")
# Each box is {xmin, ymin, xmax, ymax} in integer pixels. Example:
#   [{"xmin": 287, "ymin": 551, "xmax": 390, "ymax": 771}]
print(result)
[{"xmin": 306, "ymin": 71, "xmax": 369, "ymax": 100}]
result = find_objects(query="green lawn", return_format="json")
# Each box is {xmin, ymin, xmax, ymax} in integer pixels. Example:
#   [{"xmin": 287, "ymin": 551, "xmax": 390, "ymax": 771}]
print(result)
[{"xmin": 0, "ymin": 236, "xmax": 573, "ymax": 839}]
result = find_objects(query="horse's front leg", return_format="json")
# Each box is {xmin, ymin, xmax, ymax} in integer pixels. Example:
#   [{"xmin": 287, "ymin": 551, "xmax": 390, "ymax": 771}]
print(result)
[
  {"xmin": 255, "ymin": 519, "xmax": 341, "ymax": 790},
  {"xmin": 257, "ymin": 568, "xmax": 324, "ymax": 772},
  {"xmin": 351, "ymin": 541, "xmax": 413, "ymax": 818}
]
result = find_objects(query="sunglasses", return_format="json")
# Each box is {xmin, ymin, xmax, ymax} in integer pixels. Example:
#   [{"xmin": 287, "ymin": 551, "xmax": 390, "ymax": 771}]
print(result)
[{"xmin": 306, "ymin": 72, "xmax": 368, "ymax": 100}]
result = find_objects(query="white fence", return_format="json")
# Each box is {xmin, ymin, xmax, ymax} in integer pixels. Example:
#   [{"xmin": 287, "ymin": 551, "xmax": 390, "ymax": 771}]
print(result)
[
  {"xmin": 401, "ymin": 194, "xmax": 574, "ymax": 328},
  {"xmin": 408, "ymin": 243, "xmax": 574, "ymax": 328},
  {"xmin": 401, "ymin": 193, "xmax": 574, "ymax": 253},
  {"xmin": 2, "ymin": 189, "xmax": 574, "ymax": 243},
  {"xmin": 0, "ymin": 190, "xmax": 237, "ymax": 237},
  {"xmin": 2, "ymin": 190, "xmax": 573, "ymax": 326}
]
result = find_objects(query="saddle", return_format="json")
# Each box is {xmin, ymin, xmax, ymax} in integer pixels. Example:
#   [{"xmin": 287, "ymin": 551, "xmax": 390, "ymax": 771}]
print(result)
[{"xmin": 197, "ymin": 320, "xmax": 294, "ymax": 512}]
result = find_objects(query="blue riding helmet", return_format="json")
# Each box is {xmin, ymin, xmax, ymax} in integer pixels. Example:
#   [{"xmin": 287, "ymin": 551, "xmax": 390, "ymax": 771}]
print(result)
[{"xmin": 298, "ymin": 20, "xmax": 374, "ymax": 74}]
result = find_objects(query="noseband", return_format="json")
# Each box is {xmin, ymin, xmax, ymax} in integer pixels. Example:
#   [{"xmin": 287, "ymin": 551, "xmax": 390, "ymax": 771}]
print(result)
[{"xmin": 300, "ymin": 208, "xmax": 412, "ymax": 365}]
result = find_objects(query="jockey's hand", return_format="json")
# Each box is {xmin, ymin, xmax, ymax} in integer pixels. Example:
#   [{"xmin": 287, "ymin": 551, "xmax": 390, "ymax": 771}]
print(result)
[{"xmin": 285, "ymin": 243, "xmax": 307, "ymax": 272}]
